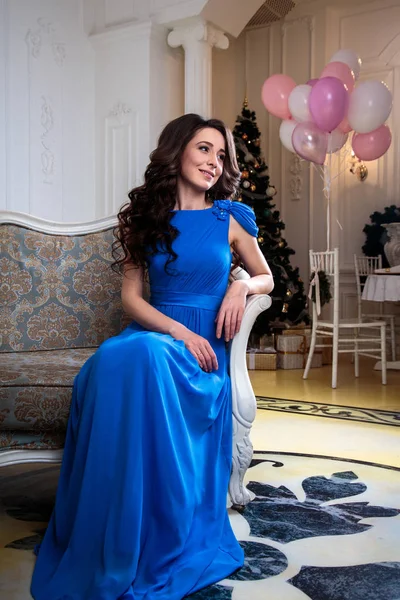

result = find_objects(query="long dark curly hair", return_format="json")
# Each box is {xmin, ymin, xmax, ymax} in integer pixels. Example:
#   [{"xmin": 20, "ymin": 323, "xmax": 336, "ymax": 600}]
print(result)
[{"xmin": 111, "ymin": 113, "xmax": 241, "ymax": 275}]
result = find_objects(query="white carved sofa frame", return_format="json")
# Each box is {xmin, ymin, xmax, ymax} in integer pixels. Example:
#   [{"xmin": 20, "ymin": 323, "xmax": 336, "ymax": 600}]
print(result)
[{"xmin": 0, "ymin": 211, "xmax": 271, "ymax": 510}]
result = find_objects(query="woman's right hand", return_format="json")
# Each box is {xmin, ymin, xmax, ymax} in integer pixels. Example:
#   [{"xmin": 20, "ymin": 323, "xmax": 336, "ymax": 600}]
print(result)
[{"xmin": 172, "ymin": 327, "xmax": 218, "ymax": 372}]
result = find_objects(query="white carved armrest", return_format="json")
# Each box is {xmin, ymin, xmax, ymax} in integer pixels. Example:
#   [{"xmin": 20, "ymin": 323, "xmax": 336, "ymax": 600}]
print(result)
[{"xmin": 228, "ymin": 267, "xmax": 272, "ymax": 508}]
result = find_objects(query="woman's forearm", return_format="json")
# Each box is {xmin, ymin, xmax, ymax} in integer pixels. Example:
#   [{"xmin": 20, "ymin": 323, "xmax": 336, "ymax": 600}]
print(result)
[
  {"xmin": 122, "ymin": 295, "xmax": 187, "ymax": 338},
  {"xmin": 231, "ymin": 274, "xmax": 274, "ymax": 297}
]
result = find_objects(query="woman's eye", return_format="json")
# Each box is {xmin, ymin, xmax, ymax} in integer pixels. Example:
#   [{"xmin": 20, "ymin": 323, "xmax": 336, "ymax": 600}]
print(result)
[
  {"xmin": 199, "ymin": 146, "xmax": 209, "ymax": 152},
  {"xmin": 218, "ymin": 154, "xmax": 226, "ymax": 161}
]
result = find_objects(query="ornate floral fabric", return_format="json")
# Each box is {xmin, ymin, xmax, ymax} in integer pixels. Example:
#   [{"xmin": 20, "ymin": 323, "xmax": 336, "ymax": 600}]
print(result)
[
  {"xmin": 0, "ymin": 347, "xmax": 95, "ymax": 433},
  {"xmin": 0, "ymin": 430, "xmax": 65, "ymax": 452},
  {"xmin": 0, "ymin": 348, "xmax": 95, "ymax": 386},
  {"xmin": 1, "ymin": 386, "xmax": 72, "ymax": 432},
  {"xmin": 0, "ymin": 225, "xmax": 128, "ymax": 352}
]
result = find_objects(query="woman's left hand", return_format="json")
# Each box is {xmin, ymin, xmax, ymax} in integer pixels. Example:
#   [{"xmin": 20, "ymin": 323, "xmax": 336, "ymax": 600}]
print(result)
[{"xmin": 215, "ymin": 280, "xmax": 249, "ymax": 342}]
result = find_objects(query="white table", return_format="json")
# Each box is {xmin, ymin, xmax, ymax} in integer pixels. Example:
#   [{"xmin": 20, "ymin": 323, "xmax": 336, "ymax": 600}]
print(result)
[{"xmin": 362, "ymin": 274, "xmax": 400, "ymax": 370}]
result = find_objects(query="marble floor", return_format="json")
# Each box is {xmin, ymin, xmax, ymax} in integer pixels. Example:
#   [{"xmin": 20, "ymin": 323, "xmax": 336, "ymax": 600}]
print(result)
[{"xmin": 1, "ymin": 355, "xmax": 399, "ymax": 599}]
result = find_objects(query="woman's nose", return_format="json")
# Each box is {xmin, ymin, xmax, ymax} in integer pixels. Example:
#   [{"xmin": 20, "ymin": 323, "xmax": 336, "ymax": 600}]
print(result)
[{"xmin": 208, "ymin": 153, "xmax": 217, "ymax": 167}]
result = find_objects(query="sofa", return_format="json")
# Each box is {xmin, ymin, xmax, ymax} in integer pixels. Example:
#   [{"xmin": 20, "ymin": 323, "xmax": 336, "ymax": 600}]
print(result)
[{"xmin": 0, "ymin": 210, "xmax": 271, "ymax": 508}]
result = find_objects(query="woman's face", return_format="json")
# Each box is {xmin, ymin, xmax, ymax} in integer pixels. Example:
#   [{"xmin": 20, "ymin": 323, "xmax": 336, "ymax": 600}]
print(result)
[{"xmin": 179, "ymin": 127, "xmax": 226, "ymax": 193}]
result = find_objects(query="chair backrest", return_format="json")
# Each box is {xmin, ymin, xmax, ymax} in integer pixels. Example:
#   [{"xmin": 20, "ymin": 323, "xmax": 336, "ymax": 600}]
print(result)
[
  {"xmin": 354, "ymin": 254, "xmax": 382, "ymax": 318},
  {"xmin": 0, "ymin": 211, "xmax": 128, "ymax": 353},
  {"xmin": 309, "ymin": 248, "xmax": 339, "ymax": 325}
]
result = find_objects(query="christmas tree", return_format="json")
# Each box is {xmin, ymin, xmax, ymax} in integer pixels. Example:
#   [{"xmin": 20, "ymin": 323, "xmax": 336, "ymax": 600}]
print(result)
[{"xmin": 232, "ymin": 99, "xmax": 309, "ymax": 335}]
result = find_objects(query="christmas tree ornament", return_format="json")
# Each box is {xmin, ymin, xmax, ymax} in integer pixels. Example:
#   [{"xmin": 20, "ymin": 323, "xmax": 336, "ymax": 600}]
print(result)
[
  {"xmin": 250, "ymin": 184, "xmax": 257, "ymax": 192},
  {"xmin": 242, "ymin": 180, "xmax": 251, "ymax": 189},
  {"xmin": 282, "ymin": 303, "xmax": 289, "ymax": 313},
  {"xmin": 279, "ymin": 240, "xmax": 285, "ymax": 248},
  {"xmin": 286, "ymin": 289, "xmax": 292, "ymax": 296},
  {"xmin": 241, "ymin": 170, "xmax": 249, "ymax": 179},
  {"xmin": 267, "ymin": 185, "xmax": 277, "ymax": 197},
  {"xmin": 242, "ymin": 133, "xmax": 248, "ymax": 140},
  {"xmin": 258, "ymin": 236, "xmax": 264, "ymax": 244}
]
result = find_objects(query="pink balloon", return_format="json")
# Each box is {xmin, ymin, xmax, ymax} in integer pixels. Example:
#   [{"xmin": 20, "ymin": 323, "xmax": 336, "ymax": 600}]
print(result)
[
  {"xmin": 292, "ymin": 122, "xmax": 328, "ymax": 165},
  {"xmin": 321, "ymin": 61, "xmax": 355, "ymax": 93},
  {"xmin": 307, "ymin": 78, "xmax": 319, "ymax": 87},
  {"xmin": 261, "ymin": 74, "xmax": 296, "ymax": 119},
  {"xmin": 309, "ymin": 76, "xmax": 349, "ymax": 133},
  {"xmin": 352, "ymin": 125, "xmax": 392, "ymax": 161},
  {"xmin": 338, "ymin": 115, "xmax": 352, "ymax": 133}
]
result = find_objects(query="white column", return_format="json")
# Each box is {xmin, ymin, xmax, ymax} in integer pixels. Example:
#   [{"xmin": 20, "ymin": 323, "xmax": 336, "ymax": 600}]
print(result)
[{"xmin": 167, "ymin": 18, "xmax": 229, "ymax": 118}]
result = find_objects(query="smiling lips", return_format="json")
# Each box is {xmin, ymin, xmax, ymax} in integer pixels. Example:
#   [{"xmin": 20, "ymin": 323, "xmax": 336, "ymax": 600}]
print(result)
[{"xmin": 199, "ymin": 169, "xmax": 214, "ymax": 181}]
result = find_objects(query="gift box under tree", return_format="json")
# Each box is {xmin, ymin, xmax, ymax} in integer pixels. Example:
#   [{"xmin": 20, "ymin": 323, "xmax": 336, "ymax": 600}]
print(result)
[
  {"xmin": 246, "ymin": 347, "xmax": 277, "ymax": 370},
  {"xmin": 276, "ymin": 330, "xmax": 322, "ymax": 369}
]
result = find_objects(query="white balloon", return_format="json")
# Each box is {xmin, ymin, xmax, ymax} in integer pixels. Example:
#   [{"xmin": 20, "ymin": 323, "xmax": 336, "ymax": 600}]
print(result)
[
  {"xmin": 327, "ymin": 128, "xmax": 348, "ymax": 154},
  {"xmin": 330, "ymin": 49, "xmax": 362, "ymax": 80},
  {"xmin": 279, "ymin": 119, "xmax": 297, "ymax": 152},
  {"xmin": 288, "ymin": 84, "xmax": 312, "ymax": 123},
  {"xmin": 348, "ymin": 80, "xmax": 393, "ymax": 134}
]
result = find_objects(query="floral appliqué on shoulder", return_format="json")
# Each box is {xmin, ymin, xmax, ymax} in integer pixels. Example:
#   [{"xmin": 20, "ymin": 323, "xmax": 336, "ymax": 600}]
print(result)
[{"xmin": 212, "ymin": 200, "xmax": 233, "ymax": 221}]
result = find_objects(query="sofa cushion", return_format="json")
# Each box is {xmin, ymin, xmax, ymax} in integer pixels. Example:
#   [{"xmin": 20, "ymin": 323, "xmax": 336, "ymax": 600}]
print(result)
[
  {"xmin": 0, "ymin": 348, "xmax": 95, "ymax": 386},
  {"xmin": 0, "ymin": 348, "xmax": 96, "ymax": 432}
]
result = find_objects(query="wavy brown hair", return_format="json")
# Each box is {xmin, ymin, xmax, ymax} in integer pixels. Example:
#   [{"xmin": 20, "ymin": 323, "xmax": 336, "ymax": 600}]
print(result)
[{"xmin": 112, "ymin": 113, "xmax": 241, "ymax": 275}]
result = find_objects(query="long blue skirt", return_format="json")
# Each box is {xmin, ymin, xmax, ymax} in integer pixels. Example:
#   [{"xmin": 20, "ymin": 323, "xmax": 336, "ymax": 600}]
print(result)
[{"xmin": 30, "ymin": 318, "xmax": 244, "ymax": 600}]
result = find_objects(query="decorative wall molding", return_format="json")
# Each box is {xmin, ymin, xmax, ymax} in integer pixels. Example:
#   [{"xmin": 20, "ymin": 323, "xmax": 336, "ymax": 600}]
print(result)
[
  {"xmin": 40, "ymin": 97, "xmax": 55, "ymax": 185},
  {"xmin": 25, "ymin": 18, "xmax": 66, "ymax": 67},
  {"xmin": 282, "ymin": 15, "xmax": 314, "ymax": 37},
  {"xmin": 105, "ymin": 103, "xmax": 138, "ymax": 216},
  {"xmin": 89, "ymin": 20, "xmax": 154, "ymax": 47},
  {"xmin": 289, "ymin": 154, "xmax": 302, "ymax": 201},
  {"xmin": 109, "ymin": 101, "xmax": 132, "ymax": 125}
]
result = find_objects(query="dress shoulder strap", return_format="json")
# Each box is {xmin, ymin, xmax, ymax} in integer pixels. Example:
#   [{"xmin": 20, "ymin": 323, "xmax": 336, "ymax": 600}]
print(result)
[{"xmin": 212, "ymin": 200, "xmax": 258, "ymax": 238}]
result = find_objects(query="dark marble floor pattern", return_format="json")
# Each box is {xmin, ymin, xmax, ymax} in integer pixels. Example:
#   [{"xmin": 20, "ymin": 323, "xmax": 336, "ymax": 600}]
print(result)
[
  {"xmin": 256, "ymin": 396, "xmax": 400, "ymax": 427},
  {"xmin": 1, "ymin": 453, "xmax": 400, "ymax": 600}
]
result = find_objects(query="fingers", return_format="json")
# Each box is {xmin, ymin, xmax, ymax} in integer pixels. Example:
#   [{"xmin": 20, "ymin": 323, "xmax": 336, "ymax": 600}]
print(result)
[
  {"xmin": 187, "ymin": 340, "xmax": 218, "ymax": 372},
  {"xmin": 215, "ymin": 311, "xmax": 223, "ymax": 340},
  {"xmin": 200, "ymin": 342, "xmax": 218, "ymax": 372},
  {"xmin": 216, "ymin": 309, "xmax": 244, "ymax": 342}
]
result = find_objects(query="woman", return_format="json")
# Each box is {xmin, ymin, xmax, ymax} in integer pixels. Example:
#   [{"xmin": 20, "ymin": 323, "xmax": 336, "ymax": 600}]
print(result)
[{"xmin": 31, "ymin": 113, "xmax": 274, "ymax": 600}]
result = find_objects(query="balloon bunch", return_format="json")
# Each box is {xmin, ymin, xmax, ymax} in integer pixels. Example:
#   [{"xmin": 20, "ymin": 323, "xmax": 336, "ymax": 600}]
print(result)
[{"xmin": 261, "ymin": 49, "xmax": 393, "ymax": 166}]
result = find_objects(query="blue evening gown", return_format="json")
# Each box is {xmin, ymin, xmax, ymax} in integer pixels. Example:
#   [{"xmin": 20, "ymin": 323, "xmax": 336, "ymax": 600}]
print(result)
[{"xmin": 30, "ymin": 200, "xmax": 258, "ymax": 600}]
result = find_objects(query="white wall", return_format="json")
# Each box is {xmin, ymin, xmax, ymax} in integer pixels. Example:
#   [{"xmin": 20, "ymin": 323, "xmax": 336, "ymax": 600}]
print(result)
[
  {"xmin": 0, "ymin": 0, "xmax": 184, "ymax": 222},
  {"xmin": 213, "ymin": 0, "xmax": 400, "ymax": 319},
  {"xmin": 90, "ymin": 22, "xmax": 184, "ymax": 219},
  {"xmin": 0, "ymin": 0, "xmax": 95, "ymax": 221}
]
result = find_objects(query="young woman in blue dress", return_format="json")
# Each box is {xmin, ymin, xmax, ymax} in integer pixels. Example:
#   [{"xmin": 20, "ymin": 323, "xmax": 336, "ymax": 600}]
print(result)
[{"xmin": 31, "ymin": 113, "xmax": 273, "ymax": 600}]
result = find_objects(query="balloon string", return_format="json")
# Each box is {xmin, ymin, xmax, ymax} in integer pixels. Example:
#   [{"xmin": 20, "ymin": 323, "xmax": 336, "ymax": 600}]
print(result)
[
  {"xmin": 310, "ymin": 162, "xmax": 325, "ymax": 183},
  {"xmin": 326, "ymin": 134, "xmax": 332, "ymax": 251}
]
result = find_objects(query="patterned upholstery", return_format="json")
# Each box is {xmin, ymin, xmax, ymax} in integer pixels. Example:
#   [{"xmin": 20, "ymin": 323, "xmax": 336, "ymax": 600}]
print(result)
[
  {"xmin": 0, "ymin": 223, "xmax": 128, "ymax": 454},
  {"xmin": 1, "ymin": 225, "xmax": 127, "ymax": 352}
]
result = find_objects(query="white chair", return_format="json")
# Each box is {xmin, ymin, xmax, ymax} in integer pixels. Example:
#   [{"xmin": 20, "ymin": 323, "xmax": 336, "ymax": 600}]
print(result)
[
  {"xmin": 0, "ymin": 211, "xmax": 271, "ymax": 511},
  {"xmin": 354, "ymin": 254, "xmax": 396, "ymax": 361},
  {"xmin": 303, "ymin": 248, "xmax": 387, "ymax": 389}
]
